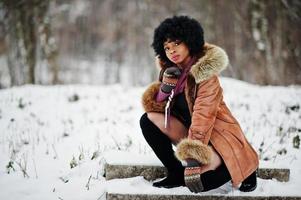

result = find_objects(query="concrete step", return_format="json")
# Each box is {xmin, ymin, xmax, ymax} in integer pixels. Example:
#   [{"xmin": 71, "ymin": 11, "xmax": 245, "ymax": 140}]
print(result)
[
  {"xmin": 104, "ymin": 164, "xmax": 290, "ymax": 182},
  {"xmin": 106, "ymin": 193, "xmax": 301, "ymax": 200}
]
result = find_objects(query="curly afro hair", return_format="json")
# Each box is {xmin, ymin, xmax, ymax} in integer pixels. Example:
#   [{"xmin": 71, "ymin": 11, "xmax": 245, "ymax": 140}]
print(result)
[{"xmin": 152, "ymin": 16, "xmax": 204, "ymax": 67}]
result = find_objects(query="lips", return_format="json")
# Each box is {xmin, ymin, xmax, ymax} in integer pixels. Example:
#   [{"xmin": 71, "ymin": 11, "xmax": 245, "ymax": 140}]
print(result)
[{"xmin": 171, "ymin": 55, "xmax": 180, "ymax": 61}]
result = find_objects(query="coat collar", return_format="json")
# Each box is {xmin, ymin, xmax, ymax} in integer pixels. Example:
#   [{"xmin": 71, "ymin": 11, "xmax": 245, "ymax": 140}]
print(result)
[{"xmin": 156, "ymin": 43, "xmax": 229, "ymax": 83}]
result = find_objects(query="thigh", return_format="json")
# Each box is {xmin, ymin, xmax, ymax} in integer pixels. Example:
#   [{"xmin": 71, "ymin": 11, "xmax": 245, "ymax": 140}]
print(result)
[{"xmin": 147, "ymin": 112, "xmax": 188, "ymax": 144}]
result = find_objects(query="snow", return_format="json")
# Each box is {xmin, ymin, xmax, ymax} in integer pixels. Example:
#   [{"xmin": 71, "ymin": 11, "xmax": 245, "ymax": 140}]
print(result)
[
  {"xmin": 0, "ymin": 78, "xmax": 300, "ymax": 199},
  {"xmin": 106, "ymin": 174, "xmax": 301, "ymax": 196}
]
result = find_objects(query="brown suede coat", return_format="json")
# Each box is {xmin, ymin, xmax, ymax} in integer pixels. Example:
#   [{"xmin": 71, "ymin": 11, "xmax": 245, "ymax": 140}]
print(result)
[{"xmin": 141, "ymin": 43, "xmax": 259, "ymax": 187}]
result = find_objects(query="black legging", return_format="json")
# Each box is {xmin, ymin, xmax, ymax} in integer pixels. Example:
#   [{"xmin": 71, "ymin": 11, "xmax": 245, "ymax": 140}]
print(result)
[{"xmin": 140, "ymin": 113, "xmax": 231, "ymax": 191}]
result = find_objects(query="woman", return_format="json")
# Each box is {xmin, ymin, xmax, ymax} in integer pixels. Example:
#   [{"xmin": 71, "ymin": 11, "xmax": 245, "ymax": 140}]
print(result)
[{"xmin": 140, "ymin": 16, "xmax": 258, "ymax": 193}]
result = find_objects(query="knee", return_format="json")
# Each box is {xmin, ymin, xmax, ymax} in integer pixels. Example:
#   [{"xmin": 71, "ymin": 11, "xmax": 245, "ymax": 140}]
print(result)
[
  {"xmin": 139, "ymin": 112, "xmax": 150, "ymax": 130},
  {"xmin": 140, "ymin": 113, "xmax": 157, "ymax": 139}
]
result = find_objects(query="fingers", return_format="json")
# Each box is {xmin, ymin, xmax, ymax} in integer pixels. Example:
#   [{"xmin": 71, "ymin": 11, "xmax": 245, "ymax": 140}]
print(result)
[
  {"xmin": 185, "ymin": 179, "xmax": 197, "ymax": 193},
  {"xmin": 164, "ymin": 67, "xmax": 181, "ymax": 77},
  {"xmin": 185, "ymin": 173, "xmax": 203, "ymax": 193},
  {"xmin": 189, "ymin": 183, "xmax": 199, "ymax": 193},
  {"xmin": 185, "ymin": 176, "xmax": 202, "ymax": 193},
  {"xmin": 195, "ymin": 179, "xmax": 204, "ymax": 193},
  {"xmin": 187, "ymin": 182, "xmax": 200, "ymax": 193}
]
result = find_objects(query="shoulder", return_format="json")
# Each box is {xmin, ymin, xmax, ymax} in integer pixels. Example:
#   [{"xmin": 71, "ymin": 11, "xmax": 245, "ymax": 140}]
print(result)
[{"xmin": 197, "ymin": 75, "xmax": 221, "ymax": 92}]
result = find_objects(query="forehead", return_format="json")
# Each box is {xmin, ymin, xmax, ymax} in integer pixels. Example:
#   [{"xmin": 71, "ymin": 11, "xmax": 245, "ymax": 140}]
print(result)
[{"xmin": 163, "ymin": 38, "xmax": 179, "ymax": 46}]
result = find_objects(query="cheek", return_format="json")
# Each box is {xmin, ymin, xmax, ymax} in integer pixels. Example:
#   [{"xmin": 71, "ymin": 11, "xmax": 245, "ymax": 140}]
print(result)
[
  {"xmin": 165, "ymin": 52, "xmax": 173, "ymax": 61},
  {"xmin": 180, "ymin": 47, "xmax": 189, "ymax": 57},
  {"xmin": 184, "ymin": 47, "xmax": 190, "ymax": 56},
  {"xmin": 166, "ymin": 52, "xmax": 171, "ymax": 59},
  {"xmin": 179, "ymin": 45, "xmax": 188, "ymax": 53}
]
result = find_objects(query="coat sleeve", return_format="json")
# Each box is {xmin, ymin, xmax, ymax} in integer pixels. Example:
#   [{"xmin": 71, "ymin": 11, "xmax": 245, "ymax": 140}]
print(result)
[
  {"xmin": 188, "ymin": 75, "xmax": 223, "ymax": 145},
  {"xmin": 141, "ymin": 81, "xmax": 166, "ymax": 113}
]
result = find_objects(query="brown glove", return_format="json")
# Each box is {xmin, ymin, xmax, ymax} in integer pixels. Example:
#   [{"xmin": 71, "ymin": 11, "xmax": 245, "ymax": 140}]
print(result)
[
  {"xmin": 184, "ymin": 159, "xmax": 204, "ymax": 193},
  {"xmin": 161, "ymin": 67, "xmax": 181, "ymax": 93}
]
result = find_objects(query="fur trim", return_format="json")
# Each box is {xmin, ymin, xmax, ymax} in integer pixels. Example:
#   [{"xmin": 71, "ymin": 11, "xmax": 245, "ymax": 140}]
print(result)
[
  {"xmin": 141, "ymin": 81, "xmax": 166, "ymax": 113},
  {"xmin": 190, "ymin": 43, "xmax": 229, "ymax": 83},
  {"xmin": 175, "ymin": 138, "xmax": 212, "ymax": 164}
]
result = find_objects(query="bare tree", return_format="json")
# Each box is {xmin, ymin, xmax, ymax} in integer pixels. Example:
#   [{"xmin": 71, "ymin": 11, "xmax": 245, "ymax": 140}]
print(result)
[
  {"xmin": 2, "ymin": 0, "xmax": 37, "ymax": 85},
  {"xmin": 1, "ymin": 0, "xmax": 59, "ymax": 86},
  {"xmin": 1, "ymin": 0, "xmax": 300, "ymax": 86}
]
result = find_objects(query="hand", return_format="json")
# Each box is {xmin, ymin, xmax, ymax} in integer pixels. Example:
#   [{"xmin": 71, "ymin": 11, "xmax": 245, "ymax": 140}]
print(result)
[
  {"xmin": 184, "ymin": 159, "xmax": 204, "ymax": 193},
  {"xmin": 161, "ymin": 67, "xmax": 181, "ymax": 93}
]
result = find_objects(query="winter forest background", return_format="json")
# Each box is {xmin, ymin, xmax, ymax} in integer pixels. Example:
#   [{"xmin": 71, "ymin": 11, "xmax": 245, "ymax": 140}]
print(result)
[{"xmin": 0, "ymin": 0, "xmax": 301, "ymax": 88}]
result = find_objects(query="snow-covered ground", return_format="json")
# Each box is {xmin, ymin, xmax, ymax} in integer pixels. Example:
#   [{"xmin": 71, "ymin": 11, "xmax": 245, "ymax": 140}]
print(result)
[{"xmin": 0, "ymin": 78, "xmax": 300, "ymax": 200}]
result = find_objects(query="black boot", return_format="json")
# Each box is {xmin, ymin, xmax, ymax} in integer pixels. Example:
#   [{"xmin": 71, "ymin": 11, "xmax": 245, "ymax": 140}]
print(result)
[
  {"xmin": 140, "ymin": 113, "xmax": 185, "ymax": 188},
  {"xmin": 201, "ymin": 162, "xmax": 231, "ymax": 192},
  {"xmin": 152, "ymin": 168, "xmax": 185, "ymax": 188},
  {"xmin": 239, "ymin": 170, "xmax": 257, "ymax": 192}
]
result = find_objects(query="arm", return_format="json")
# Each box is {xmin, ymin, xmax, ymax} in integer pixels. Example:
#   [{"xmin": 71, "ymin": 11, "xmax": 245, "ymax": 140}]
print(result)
[
  {"xmin": 175, "ymin": 75, "xmax": 222, "ymax": 164},
  {"xmin": 188, "ymin": 75, "xmax": 223, "ymax": 145},
  {"xmin": 141, "ymin": 81, "xmax": 166, "ymax": 113},
  {"xmin": 175, "ymin": 75, "xmax": 222, "ymax": 193},
  {"xmin": 141, "ymin": 67, "xmax": 181, "ymax": 114},
  {"xmin": 156, "ymin": 67, "xmax": 181, "ymax": 102},
  {"xmin": 156, "ymin": 89, "xmax": 171, "ymax": 102}
]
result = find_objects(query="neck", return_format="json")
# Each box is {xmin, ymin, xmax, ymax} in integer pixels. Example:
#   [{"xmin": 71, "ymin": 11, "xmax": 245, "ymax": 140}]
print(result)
[
  {"xmin": 177, "ymin": 56, "xmax": 191, "ymax": 69},
  {"xmin": 177, "ymin": 56, "xmax": 196, "ymax": 71}
]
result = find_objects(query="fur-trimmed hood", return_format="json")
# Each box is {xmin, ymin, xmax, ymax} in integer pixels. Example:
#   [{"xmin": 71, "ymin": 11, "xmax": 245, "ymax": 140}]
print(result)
[{"xmin": 156, "ymin": 43, "xmax": 229, "ymax": 83}]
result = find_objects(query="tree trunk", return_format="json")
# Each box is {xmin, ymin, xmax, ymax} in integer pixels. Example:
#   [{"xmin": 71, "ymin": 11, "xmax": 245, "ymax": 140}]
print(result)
[
  {"xmin": 3, "ymin": 0, "xmax": 36, "ymax": 85},
  {"xmin": 19, "ymin": 2, "xmax": 36, "ymax": 84},
  {"xmin": 36, "ymin": 0, "xmax": 60, "ymax": 84},
  {"xmin": 2, "ymin": 0, "xmax": 58, "ymax": 86},
  {"xmin": 5, "ymin": 7, "xmax": 24, "ymax": 86}
]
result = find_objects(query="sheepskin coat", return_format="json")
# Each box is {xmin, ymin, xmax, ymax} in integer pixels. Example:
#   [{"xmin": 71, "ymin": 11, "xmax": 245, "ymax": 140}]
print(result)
[{"xmin": 141, "ymin": 43, "xmax": 259, "ymax": 187}]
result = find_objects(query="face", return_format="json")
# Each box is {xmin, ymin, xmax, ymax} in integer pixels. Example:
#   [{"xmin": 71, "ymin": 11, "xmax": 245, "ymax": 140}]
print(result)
[{"xmin": 163, "ymin": 39, "xmax": 191, "ymax": 67}]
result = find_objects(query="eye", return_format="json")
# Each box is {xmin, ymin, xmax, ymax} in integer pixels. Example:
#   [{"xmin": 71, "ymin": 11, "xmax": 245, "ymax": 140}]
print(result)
[
  {"xmin": 175, "ymin": 41, "xmax": 181, "ymax": 46},
  {"xmin": 164, "ymin": 47, "xmax": 169, "ymax": 51}
]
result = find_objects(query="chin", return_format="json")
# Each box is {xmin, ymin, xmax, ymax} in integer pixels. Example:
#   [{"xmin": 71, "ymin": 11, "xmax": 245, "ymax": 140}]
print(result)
[{"xmin": 175, "ymin": 60, "xmax": 184, "ymax": 65}]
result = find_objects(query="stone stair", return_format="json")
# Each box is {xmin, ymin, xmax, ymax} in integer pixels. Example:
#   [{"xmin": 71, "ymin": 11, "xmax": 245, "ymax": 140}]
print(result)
[
  {"xmin": 103, "ymin": 152, "xmax": 299, "ymax": 200},
  {"xmin": 106, "ymin": 193, "xmax": 301, "ymax": 200},
  {"xmin": 105, "ymin": 164, "xmax": 290, "ymax": 182}
]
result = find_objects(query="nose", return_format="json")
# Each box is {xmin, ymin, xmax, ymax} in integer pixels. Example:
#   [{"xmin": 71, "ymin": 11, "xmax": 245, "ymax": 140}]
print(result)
[{"xmin": 169, "ymin": 48, "xmax": 176, "ymax": 54}]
